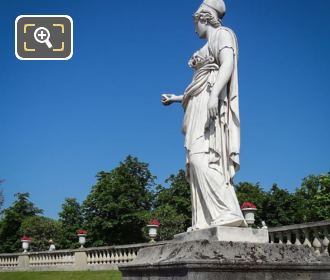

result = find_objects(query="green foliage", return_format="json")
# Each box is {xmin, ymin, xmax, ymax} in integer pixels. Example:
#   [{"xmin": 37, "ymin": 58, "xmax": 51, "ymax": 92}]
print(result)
[
  {"xmin": 83, "ymin": 156, "xmax": 155, "ymax": 246},
  {"xmin": 149, "ymin": 204, "xmax": 187, "ymax": 240},
  {"xmin": 0, "ymin": 193, "xmax": 42, "ymax": 253},
  {"xmin": 58, "ymin": 198, "xmax": 84, "ymax": 249},
  {"xmin": 294, "ymin": 172, "xmax": 330, "ymax": 222},
  {"xmin": 262, "ymin": 184, "xmax": 301, "ymax": 227},
  {"xmin": 152, "ymin": 170, "xmax": 191, "ymax": 240},
  {"xmin": 0, "ymin": 271, "xmax": 121, "ymax": 280},
  {"xmin": 19, "ymin": 216, "xmax": 61, "ymax": 251}
]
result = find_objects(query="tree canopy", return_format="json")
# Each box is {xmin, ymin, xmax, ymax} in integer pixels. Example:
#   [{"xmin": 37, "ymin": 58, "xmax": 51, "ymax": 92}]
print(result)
[
  {"xmin": 152, "ymin": 170, "xmax": 191, "ymax": 240},
  {"xmin": 19, "ymin": 216, "xmax": 61, "ymax": 251},
  {"xmin": 0, "ymin": 193, "xmax": 42, "ymax": 253},
  {"xmin": 82, "ymin": 156, "xmax": 155, "ymax": 246},
  {"xmin": 58, "ymin": 198, "xmax": 84, "ymax": 249}
]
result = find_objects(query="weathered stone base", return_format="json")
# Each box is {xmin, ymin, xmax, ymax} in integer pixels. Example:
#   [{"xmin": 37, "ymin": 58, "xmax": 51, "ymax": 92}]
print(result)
[
  {"xmin": 174, "ymin": 226, "xmax": 269, "ymax": 243},
  {"xmin": 119, "ymin": 240, "xmax": 330, "ymax": 280}
]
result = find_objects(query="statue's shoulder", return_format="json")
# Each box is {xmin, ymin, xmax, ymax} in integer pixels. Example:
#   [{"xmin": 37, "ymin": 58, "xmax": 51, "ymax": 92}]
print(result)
[
  {"xmin": 209, "ymin": 27, "xmax": 238, "ymax": 56},
  {"xmin": 216, "ymin": 27, "xmax": 236, "ymax": 45}
]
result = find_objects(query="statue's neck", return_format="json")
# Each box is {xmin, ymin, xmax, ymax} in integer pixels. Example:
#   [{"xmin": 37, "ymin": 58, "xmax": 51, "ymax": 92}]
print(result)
[{"xmin": 206, "ymin": 25, "xmax": 220, "ymax": 41}]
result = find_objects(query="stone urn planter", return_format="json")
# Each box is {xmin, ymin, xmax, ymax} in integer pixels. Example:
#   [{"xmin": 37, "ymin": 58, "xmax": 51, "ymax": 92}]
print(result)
[
  {"xmin": 241, "ymin": 202, "xmax": 257, "ymax": 227},
  {"xmin": 77, "ymin": 229, "xmax": 87, "ymax": 248},
  {"xmin": 21, "ymin": 236, "xmax": 32, "ymax": 253},
  {"xmin": 147, "ymin": 219, "xmax": 160, "ymax": 243}
]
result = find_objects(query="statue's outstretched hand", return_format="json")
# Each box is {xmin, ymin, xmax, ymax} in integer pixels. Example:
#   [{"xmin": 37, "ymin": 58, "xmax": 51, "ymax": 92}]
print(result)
[{"xmin": 161, "ymin": 94, "xmax": 176, "ymax": 106}]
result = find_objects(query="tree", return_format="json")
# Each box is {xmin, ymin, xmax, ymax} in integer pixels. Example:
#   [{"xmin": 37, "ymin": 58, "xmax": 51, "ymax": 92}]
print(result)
[
  {"xmin": 58, "ymin": 198, "xmax": 84, "ymax": 249},
  {"xmin": 152, "ymin": 170, "xmax": 191, "ymax": 240},
  {"xmin": 83, "ymin": 156, "xmax": 155, "ymax": 246},
  {"xmin": 19, "ymin": 216, "xmax": 61, "ymax": 251},
  {"xmin": 294, "ymin": 172, "xmax": 330, "ymax": 222},
  {"xmin": 149, "ymin": 205, "xmax": 187, "ymax": 241},
  {"xmin": 0, "ymin": 193, "xmax": 42, "ymax": 253},
  {"xmin": 261, "ymin": 184, "xmax": 300, "ymax": 227}
]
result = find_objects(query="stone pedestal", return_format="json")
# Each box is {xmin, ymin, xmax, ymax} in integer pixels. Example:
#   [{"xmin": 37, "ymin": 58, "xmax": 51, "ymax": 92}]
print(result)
[
  {"xmin": 119, "ymin": 240, "xmax": 330, "ymax": 280},
  {"xmin": 174, "ymin": 226, "xmax": 269, "ymax": 243}
]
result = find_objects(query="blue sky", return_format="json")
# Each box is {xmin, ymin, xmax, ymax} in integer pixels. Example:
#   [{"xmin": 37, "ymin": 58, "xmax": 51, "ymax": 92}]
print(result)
[{"xmin": 1, "ymin": 0, "xmax": 329, "ymax": 218}]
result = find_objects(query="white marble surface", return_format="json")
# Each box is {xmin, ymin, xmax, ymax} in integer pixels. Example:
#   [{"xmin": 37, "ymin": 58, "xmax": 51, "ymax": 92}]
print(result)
[
  {"xmin": 162, "ymin": 0, "xmax": 247, "ymax": 230},
  {"xmin": 174, "ymin": 226, "xmax": 269, "ymax": 243}
]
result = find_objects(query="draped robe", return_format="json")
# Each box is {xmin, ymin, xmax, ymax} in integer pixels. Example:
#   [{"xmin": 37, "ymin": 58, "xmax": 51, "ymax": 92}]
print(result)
[{"xmin": 182, "ymin": 27, "xmax": 247, "ymax": 230}]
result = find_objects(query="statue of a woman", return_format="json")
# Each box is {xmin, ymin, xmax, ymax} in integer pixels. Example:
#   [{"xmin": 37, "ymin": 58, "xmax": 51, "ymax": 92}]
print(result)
[{"xmin": 162, "ymin": 0, "xmax": 247, "ymax": 230}]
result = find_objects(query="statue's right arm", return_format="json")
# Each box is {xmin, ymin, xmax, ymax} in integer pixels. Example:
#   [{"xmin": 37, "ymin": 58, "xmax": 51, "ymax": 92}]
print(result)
[{"xmin": 161, "ymin": 94, "xmax": 183, "ymax": 106}]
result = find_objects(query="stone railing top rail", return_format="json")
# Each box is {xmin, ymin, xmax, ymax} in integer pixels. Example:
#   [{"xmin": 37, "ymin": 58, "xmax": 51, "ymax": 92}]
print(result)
[
  {"xmin": 0, "ymin": 253, "xmax": 20, "ymax": 257},
  {"xmin": 0, "ymin": 240, "xmax": 169, "ymax": 257},
  {"xmin": 84, "ymin": 241, "xmax": 169, "ymax": 252},
  {"xmin": 269, "ymin": 220, "xmax": 330, "ymax": 233}
]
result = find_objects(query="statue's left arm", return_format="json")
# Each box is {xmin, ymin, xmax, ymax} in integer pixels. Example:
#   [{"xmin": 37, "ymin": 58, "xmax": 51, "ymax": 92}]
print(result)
[{"xmin": 207, "ymin": 31, "xmax": 235, "ymax": 120}]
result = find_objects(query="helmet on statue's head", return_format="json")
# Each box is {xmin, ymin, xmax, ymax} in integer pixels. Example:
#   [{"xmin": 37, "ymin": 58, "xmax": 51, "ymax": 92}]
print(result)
[{"xmin": 201, "ymin": 0, "xmax": 226, "ymax": 19}]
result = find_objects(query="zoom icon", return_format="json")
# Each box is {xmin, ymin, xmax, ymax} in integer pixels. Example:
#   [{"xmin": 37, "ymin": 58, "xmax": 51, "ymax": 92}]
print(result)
[{"xmin": 15, "ymin": 15, "xmax": 73, "ymax": 60}]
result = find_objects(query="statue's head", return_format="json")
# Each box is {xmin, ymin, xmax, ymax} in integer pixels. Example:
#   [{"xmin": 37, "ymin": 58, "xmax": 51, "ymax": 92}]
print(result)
[{"xmin": 193, "ymin": 0, "xmax": 226, "ymax": 38}]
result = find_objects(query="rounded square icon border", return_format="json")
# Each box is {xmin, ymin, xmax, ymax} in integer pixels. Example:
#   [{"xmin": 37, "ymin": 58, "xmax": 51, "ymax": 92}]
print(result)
[{"xmin": 15, "ymin": 15, "xmax": 73, "ymax": 61}]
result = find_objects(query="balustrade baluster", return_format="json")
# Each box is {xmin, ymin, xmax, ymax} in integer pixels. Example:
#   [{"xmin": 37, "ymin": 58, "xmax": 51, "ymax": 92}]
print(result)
[
  {"xmin": 122, "ymin": 249, "xmax": 128, "ymax": 262},
  {"xmin": 109, "ymin": 250, "xmax": 114, "ymax": 263},
  {"xmin": 286, "ymin": 232, "xmax": 292, "ymax": 245},
  {"xmin": 105, "ymin": 250, "xmax": 110, "ymax": 264},
  {"xmin": 277, "ymin": 232, "xmax": 283, "ymax": 244},
  {"xmin": 101, "ymin": 250, "xmax": 106, "ymax": 264},
  {"xmin": 59, "ymin": 254, "xmax": 63, "ymax": 265},
  {"xmin": 119, "ymin": 249, "xmax": 124, "ymax": 262},
  {"xmin": 321, "ymin": 228, "xmax": 329, "ymax": 257},
  {"xmin": 127, "ymin": 249, "xmax": 133, "ymax": 261},
  {"xmin": 30, "ymin": 255, "xmax": 34, "ymax": 266},
  {"xmin": 303, "ymin": 229, "xmax": 312, "ymax": 248},
  {"xmin": 114, "ymin": 250, "xmax": 119, "ymax": 263},
  {"xmin": 294, "ymin": 230, "xmax": 302, "ymax": 245},
  {"xmin": 90, "ymin": 252, "xmax": 95, "ymax": 265},
  {"xmin": 312, "ymin": 229, "xmax": 322, "ymax": 256}
]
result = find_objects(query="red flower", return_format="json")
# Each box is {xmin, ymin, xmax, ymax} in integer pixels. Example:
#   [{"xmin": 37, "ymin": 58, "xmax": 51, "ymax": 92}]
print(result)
[
  {"xmin": 149, "ymin": 219, "xmax": 160, "ymax": 226},
  {"xmin": 241, "ymin": 202, "xmax": 257, "ymax": 209},
  {"xmin": 21, "ymin": 235, "xmax": 32, "ymax": 241},
  {"xmin": 77, "ymin": 229, "xmax": 87, "ymax": 235}
]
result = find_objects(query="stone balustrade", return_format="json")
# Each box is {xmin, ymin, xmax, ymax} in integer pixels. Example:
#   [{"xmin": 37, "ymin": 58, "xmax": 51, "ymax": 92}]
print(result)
[
  {"xmin": 29, "ymin": 251, "xmax": 75, "ymax": 267},
  {"xmin": 268, "ymin": 220, "xmax": 330, "ymax": 257},
  {"xmin": 0, "ymin": 254, "xmax": 19, "ymax": 269},
  {"xmin": 87, "ymin": 246, "xmax": 138, "ymax": 265},
  {"xmin": 1, "ymin": 221, "xmax": 329, "ymax": 273},
  {"xmin": 0, "ymin": 242, "xmax": 167, "ymax": 272}
]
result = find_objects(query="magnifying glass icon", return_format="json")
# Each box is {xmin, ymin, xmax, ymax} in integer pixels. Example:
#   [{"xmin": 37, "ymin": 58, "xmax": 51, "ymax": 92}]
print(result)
[{"xmin": 34, "ymin": 27, "xmax": 53, "ymax": 49}]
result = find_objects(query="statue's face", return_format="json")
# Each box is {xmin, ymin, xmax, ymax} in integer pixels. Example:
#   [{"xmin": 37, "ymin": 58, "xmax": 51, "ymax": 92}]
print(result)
[{"xmin": 194, "ymin": 14, "xmax": 207, "ymax": 39}]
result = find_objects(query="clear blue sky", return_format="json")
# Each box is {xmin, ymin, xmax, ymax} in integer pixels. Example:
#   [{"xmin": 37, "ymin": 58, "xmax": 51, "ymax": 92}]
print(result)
[{"xmin": 1, "ymin": 0, "xmax": 329, "ymax": 218}]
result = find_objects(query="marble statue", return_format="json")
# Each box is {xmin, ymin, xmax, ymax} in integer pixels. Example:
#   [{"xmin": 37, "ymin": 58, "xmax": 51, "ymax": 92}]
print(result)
[{"xmin": 161, "ymin": 0, "xmax": 247, "ymax": 231}]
